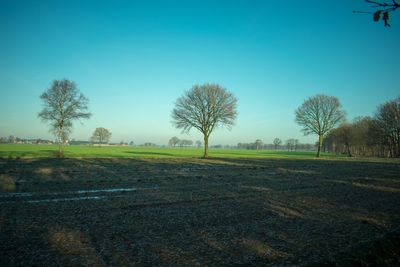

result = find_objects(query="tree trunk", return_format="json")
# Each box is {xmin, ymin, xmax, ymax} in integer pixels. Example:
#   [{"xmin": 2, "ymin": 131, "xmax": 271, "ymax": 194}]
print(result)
[
  {"xmin": 395, "ymin": 131, "xmax": 400, "ymax": 157},
  {"xmin": 57, "ymin": 132, "xmax": 64, "ymax": 157},
  {"xmin": 346, "ymin": 142, "xmax": 352, "ymax": 157},
  {"xmin": 58, "ymin": 142, "xmax": 63, "ymax": 156},
  {"xmin": 317, "ymin": 135, "xmax": 323, "ymax": 157},
  {"xmin": 203, "ymin": 134, "xmax": 209, "ymax": 158}
]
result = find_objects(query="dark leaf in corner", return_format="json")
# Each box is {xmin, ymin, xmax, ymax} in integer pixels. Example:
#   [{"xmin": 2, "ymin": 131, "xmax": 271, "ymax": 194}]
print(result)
[
  {"xmin": 383, "ymin": 11, "xmax": 390, "ymax": 27},
  {"xmin": 373, "ymin": 10, "xmax": 381, "ymax": 22}
]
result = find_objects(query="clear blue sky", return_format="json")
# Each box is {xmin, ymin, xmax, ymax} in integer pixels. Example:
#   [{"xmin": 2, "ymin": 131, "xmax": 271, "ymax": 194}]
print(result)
[{"xmin": 0, "ymin": 0, "xmax": 399, "ymax": 145}]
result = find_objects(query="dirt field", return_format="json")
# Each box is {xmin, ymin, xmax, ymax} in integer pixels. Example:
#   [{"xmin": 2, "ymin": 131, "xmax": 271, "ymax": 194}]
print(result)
[{"xmin": 1, "ymin": 157, "xmax": 399, "ymax": 266}]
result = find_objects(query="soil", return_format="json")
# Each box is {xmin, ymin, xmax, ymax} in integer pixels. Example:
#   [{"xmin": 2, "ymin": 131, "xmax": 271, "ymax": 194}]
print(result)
[{"xmin": 1, "ymin": 157, "xmax": 399, "ymax": 266}]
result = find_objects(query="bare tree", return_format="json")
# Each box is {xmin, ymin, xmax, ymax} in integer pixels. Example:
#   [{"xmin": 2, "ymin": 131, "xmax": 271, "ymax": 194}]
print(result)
[
  {"xmin": 8, "ymin": 135, "xmax": 15, "ymax": 144},
  {"xmin": 172, "ymin": 83, "xmax": 237, "ymax": 158},
  {"xmin": 144, "ymin": 142, "xmax": 157, "ymax": 147},
  {"xmin": 375, "ymin": 97, "xmax": 400, "ymax": 157},
  {"xmin": 195, "ymin": 140, "xmax": 202, "ymax": 148},
  {"xmin": 295, "ymin": 94, "xmax": 346, "ymax": 157},
  {"xmin": 254, "ymin": 139, "xmax": 263, "ymax": 150},
  {"xmin": 324, "ymin": 116, "xmax": 389, "ymax": 157},
  {"xmin": 354, "ymin": 0, "xmax": 400, "ymax": 27},
  {"xmin": 326, "ymin": 123, "xmax": 353, "ymax": 157},
  {"xmin": 293, "ymin": 139, "xmax": 299, "ymax": 151},
  {"xmin": 285, "ymin": 139, "xmax": 296, "ymax": 151},
  {"xmin": 351, "ymin": 117, "xmax": 374, "ymax": 156},
  {"xmin": 273, "ymin": 138, "xmax": 282, "ymax": 150},
  {"xmin": 179, "ymin": 139, "xmax": 193, "ymax": 147},
  {"xmin": 38, "ymin": 79, "xmax": 91, "ymax": 156},
  {"xmin": 168, "ymin": 136, "xmax": 180, "ymax": 147},
  {"xmin": 91, "ymin": 127, "xmax": 112, "ymax": 145}
]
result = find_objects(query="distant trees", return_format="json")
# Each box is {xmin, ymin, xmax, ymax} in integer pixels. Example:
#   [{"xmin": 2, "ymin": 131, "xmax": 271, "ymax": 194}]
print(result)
[
  {"xmin": 350, "ymin": 117, "xmax": 376, "ymax": 155},
  {"xmin": 91, "ymin": 127, "xmax": 112, "ymax": 145},
  {"xmin": 237, "ymin": 140, "xmax": 264, "ymax": 150},
  {"xmin": 38, "ymin": 79, "xmax": 91, "ymax": 156},
  {"xmin": 179, "ymin": 139, "xmax": 193, "ymax": 147},
  {"xmin": 172, "ymin": 83, "xmax": 237, "ymax": 158},
  {"xmin": 254, "ymin": 139, "xmax": 263, "ymax": 150},
  {"xmin": 285, "ymin": 139, "xmax": 293, "ymax": 151},
  {"xmin": 195, "ymin": 140, "xmax": 202, "ymax": 148},
  {"xmin": 295, "ymin": 94, "xmax": 346, "ymax": 157},
  {"xmin": 324, "ymin": 97, "xmax": 400, "ymax": 158},
  {"xmin": 0, "ymin": 136, "xmax": 53, "ymax": 144},
  {"xmin": 168, "ymin": 137, "xmax": 194, "ymax": 147},
  {"xmin": 0, "ymin": 136, "xmax": 16, "ymax": 144},
  {"xmin": 237, "ymin": 142, "xmax": 255, "ymax": 150},
  {"xmin": 325, "ymin": 123, "xmax": 353, "ymax": 157},
  {"xmin": 374, "ymin": 97, "xmax": 400, "ymax": 157},
  {"xmin": 285, "ymin": 139, "xmax": 299, "ymax": 151},
  {"xmin": 168, "ymin": 136, "xmax": 180, "ymax": 147},
  {"xmin": 294, "ymin": 139, "xmax": 299, "ymax": 151},
  {"xmin": 325, "ymin": 117, "xmax": 376, "ymax": 156},
  {"xmin": 237, "ymin": 139, "xmax": 313, "ymax": 151},
  {"xmin": 8, "ymin": 135, "xmax": 15, "ymax": 144},
  {"xmin": 273, "ymin": 138, "xmax": 282, "ymax": 150},
  {"xmin": 144, "ymin": 142, "xmax": 157, "ymax": 147}
]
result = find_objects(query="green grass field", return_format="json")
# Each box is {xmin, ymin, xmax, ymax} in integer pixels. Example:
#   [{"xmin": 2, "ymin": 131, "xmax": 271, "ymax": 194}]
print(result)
[{"xmin": 0, "ymin": 143, "xmax": 338, "ymax": 159}]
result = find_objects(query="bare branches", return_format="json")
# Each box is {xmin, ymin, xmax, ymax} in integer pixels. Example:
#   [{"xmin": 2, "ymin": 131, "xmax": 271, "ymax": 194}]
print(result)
[
  {"xmin": 354, "ymin": 0, "xmax": 400, "ymax": 26},
  {"xmin": 38, "ymin": 79, "xmax": 91, "ymax": 155},
  {"xmin": 366, "ymin": 0, "xmax": 399, "ymax": 8},
  {"xmin": 295, "ymin": 94, "xmax": 346, "ymax": 157},
  {"xmin": 171, "ymin": 83, "xmax": 237, "ymax": 158},
  {"xmin": 375, "ymin": 97, "xmax": 400, "ymax": 157},
  {"xmin": 168, "ymin": 136, "xmax": 180, "ymax": 147}
]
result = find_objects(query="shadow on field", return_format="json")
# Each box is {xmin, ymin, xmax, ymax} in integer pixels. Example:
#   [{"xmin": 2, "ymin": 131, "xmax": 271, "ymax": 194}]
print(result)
[
  {"xmin": 0, "ymin": 157, "xmax": 400, "ymax": 266},
  {"xmin": 124, "ymin": 151, "xmax": 180, "ymax": 157}
]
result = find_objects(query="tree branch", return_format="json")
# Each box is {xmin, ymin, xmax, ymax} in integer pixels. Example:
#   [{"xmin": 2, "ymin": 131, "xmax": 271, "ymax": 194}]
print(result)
[{"xmin": 354, "ymin": 0, "xmax": 399, "ymax": 26}]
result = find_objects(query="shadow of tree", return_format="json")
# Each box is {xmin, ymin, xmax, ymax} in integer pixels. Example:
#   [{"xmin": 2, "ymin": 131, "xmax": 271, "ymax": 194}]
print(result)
[{"xmin": 124, "ymin": 151, "xmax": 180, "ymax": 157}]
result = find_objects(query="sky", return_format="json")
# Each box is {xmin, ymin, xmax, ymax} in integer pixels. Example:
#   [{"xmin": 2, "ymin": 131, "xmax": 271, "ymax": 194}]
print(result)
[{"xmin": 0, "ymin": 0, "xmax": 399, "ymax": 145}]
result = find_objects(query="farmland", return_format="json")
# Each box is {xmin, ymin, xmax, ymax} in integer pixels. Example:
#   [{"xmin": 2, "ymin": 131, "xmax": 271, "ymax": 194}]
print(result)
[{"xmin": 1, "ymin": 147, "xmax": 400, "ymax": 266}]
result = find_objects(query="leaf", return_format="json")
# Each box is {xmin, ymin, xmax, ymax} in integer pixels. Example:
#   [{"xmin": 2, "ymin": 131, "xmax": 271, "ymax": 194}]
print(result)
[
  {"xmin": 373, "ymin": 10, "xmax": 381, "ymax": 22},
  {"xmin": 383, "ymin": 12, "xmax": 390, "ymax": 27}
]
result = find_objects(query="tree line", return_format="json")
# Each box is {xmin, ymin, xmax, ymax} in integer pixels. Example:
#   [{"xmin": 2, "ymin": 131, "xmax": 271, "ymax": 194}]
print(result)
[
  {"xmin": 237, "ymin": 139, "xmax": 314, "ymax": 151},
  {"xmin": 168, "ymin": 137, "xmax": 202, "ymax": 148},
  {"xmin": 36, "ymin": 79, "xmax": 399, "ymax": 158},
  {"xmin": 0, "ymin": 136, "xmax": 53, "ymax": 144},
  {"xmin": 236, "ymin": 138, "xmax": 316, "ymax": 151},
  {"xmin": 324, "ymin": 97, "xmax": 400, "ymax": 157}
]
